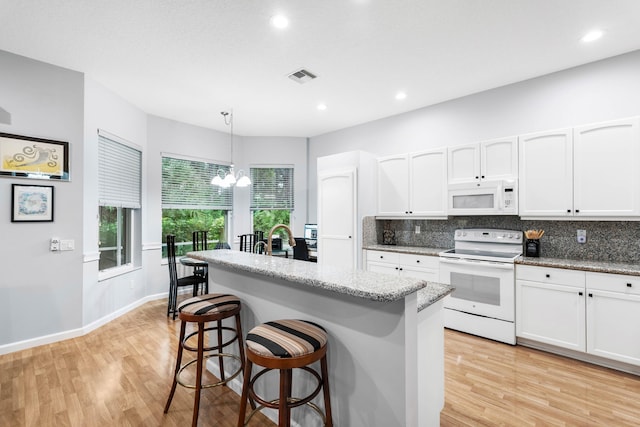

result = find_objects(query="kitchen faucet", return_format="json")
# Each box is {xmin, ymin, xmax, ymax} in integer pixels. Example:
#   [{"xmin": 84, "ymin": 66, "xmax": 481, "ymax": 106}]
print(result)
[{"xmin": 266, "ymin": 224, "xmax": 296, "ymax": 256}]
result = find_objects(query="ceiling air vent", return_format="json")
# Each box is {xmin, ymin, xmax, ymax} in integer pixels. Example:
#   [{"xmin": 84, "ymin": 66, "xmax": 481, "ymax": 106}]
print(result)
[{"xmin": 288, "ymin": 69, "xmax": 317, "ymax": 84}]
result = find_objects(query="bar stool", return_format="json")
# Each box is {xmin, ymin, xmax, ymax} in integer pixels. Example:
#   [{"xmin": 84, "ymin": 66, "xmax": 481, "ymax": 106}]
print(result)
[
  {"xmin": 237, "ymin": 319, "xmax": 333, "ymax": 427},
  {"xmin": 164, "ymin": 293, "xmax": 246, "ymax": 427}
]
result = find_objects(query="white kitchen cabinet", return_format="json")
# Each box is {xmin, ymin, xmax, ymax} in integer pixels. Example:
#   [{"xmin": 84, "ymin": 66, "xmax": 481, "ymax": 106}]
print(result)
[
  {"xmin": 519, "ymin": 117, "xmax": 640, "ymax": 218},
  {"xmin": 377, "ymin": 148, "xmax": 447, "ymax": 217},
  {"xmin": 448, "ymin": 137, "xmax": 518, "ymax": 184},
  {"xmin": 317, "ymin": 151, "xmax": 377, "ymax": 270},
  {"xmin": 518, "ymin": 128, "xmax": 574, "ymax": 217},
  {"xmin": 365, "ymin": 250, "xmax": 439, "ymax": 282},
  {"xmin": 516, "ymin": 265, "xmax": 586, "ymax": 352},
  {"xmin": 586, "ymin": 272, "xmax": 640, "ymax": 366},
  {"xmin": 573, "ymin": 117, "xmax": 640, "ymax": 217}
]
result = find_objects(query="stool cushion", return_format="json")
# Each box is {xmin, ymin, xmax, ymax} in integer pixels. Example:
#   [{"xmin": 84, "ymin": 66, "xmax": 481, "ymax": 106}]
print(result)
[
  {"xmin": 178, "ymin": 293, "xmax": 240, "ymax": 316},
  {"xmin": 246, "ymin": 320, "xmax": 327, "ymax": 358}
]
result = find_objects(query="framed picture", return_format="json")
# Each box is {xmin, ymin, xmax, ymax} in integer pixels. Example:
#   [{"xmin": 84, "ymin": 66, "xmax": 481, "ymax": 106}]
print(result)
[
  {"xmin": 11, "ymin": 184, "xmax": 54, "ymax": 222},
  {"xmin": 0, "ymin": 132, "xmax": 69, "ymax": 181}
]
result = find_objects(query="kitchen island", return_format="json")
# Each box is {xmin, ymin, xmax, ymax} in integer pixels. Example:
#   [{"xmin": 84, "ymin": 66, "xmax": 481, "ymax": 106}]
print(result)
[{"xmin": 188, "ymin": 249, "xmax": 452, "ymax": 427}]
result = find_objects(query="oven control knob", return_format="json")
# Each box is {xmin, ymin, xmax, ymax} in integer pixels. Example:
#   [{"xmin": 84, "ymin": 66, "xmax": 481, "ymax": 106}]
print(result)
[{"xmin": 507, "ymin": 234, "xmax": 513, "ymax": 239}]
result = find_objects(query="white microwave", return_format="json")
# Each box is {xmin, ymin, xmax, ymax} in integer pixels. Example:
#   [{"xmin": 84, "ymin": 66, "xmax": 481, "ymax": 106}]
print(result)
[{"xmin": 448, "ymin": 179, "xmax": 518, "ymax": 215}]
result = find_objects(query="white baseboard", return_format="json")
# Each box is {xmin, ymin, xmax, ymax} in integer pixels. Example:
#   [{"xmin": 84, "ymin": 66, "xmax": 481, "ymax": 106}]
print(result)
[{"xmin": 0, "ymin": 292, "xmax": 169, "ymax": 356}]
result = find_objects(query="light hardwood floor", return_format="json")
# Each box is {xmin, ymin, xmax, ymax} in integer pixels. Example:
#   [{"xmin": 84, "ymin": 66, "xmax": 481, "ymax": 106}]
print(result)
[{"xmin": 1, "ymin": 299, "xmax": 639, "ymax": 426}]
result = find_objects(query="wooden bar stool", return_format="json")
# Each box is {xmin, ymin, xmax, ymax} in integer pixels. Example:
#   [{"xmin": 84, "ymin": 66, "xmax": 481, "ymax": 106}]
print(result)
[
  {"xmin": 237, "ymin": 319, "xmax": 333, "ymax": 427},
  {"xmin": 164, "ymin": 293, "xmax": 246, "ymax": 427}
]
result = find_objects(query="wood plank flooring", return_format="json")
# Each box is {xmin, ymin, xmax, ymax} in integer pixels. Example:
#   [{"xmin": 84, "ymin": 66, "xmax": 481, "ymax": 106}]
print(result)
[
  {"xmin": 441, "ymin": 329, "xmax": 640, "ymax": 426},
  {"xmin": 1, "ymin": 299, "xmax": 639, "ymax": 426}
]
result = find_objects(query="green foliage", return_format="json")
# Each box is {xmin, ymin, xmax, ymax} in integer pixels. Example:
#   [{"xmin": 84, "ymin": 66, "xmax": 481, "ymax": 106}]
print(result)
[
  {"xmin": 162, "ymin": 209, "xmax": 228, "ymax": 256},
  {"xmin": 253, "ymin": 210, "xmax": 291, "ymax": 239}
]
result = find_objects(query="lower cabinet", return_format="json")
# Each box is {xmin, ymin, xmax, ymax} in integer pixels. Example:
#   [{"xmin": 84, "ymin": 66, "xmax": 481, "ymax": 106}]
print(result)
[
  {"xmin": 516, "ymin": 265, "xmax": 640, "ymax": 367},
  {"xmin": 365, "ymin": 250, "xmax": 439, "ymax": 282},
  {"xmin": 516, "ymin": 265, "xmax": 585, "ymax": 351},
  {"xmin": 586, "ymin": 272, "xmax": 640, "ymax": 366}
]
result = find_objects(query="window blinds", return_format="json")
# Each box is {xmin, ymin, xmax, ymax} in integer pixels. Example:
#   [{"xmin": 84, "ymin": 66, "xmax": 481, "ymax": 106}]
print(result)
[
  {"xmin": 250, "ymin": 167, "xmax": 294, "ymax": 210},
  {"xmin": 98, "ymin": 132, "xmax": 142, "ymax": 208},
  {"xmin": 161, "ymin": 155, "xmax": 232, "ymax": 210}
]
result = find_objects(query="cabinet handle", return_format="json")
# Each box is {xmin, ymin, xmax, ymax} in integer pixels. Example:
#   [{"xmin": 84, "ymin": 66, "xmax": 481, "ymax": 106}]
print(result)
[
  {"xmin": 579, "ymin": 291, "xmax": 583, "ymax": 296},
  {"xmin": 405, "ymin": 211, "xmax": 409, "ymax": 214},
  {"xmin": 545, "ymin": 274, "xmax": 550, "ymax": 278},
  {"xmin": 416, "ymin": 260, "xmax": 420, "ymax": 263},
  {"xmin": 395, "ymin": 267, "xmax": 399, "ymax": 270},
  {"xmin": 409, "ymin": 211, "xmax": 413, "ymax": 214},
  {"xmin": 379, "ymin": 256, "xmax": 384, "ymax": 259},
  {"xmin": 475, "ymin": 176, "xmax": 479, "ymax": 179},
  {"xmin": 567, "ymin": 209, "xmax": 571, "ymax": 213},
  {"xmin": 627, "ymin": 283, "xmax": 633, "ymax": 288},
  {"xmin": 588, "ymin": 293, "xmax": 593, "ymax": 298},
  {"xmin": 399, "ymin": 267, "xmax": 403, "ymax": 271},
  {"xmin": 348, "ymin": 236, "xmax": 352, "ymax": 239},
  {"xmin": 481, "ymin": 175, "xmax": 485, "ymax": 179},
  {"xmin": 575, "ymin": 209, "xmax": 580, "ymax": 213}
]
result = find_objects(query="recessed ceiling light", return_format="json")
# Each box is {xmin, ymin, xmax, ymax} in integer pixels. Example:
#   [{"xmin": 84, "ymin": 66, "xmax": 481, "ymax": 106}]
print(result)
[
  {"xmin": 581, "ymin": 29, "xmax": 604, "ymax": 43},
  {"xmin": 271, "ymin": 15, "xmax": 289, "ymax": 29},
  {"xmin": 395, "ymin": 92, "xmax": 407, "ymax": 100},
  {"xmin": 317, "ymin": 104, "xmax": 327, "ymax": 111}
]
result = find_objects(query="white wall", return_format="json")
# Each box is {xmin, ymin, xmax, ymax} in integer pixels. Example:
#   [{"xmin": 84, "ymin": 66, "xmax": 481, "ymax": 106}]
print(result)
[
  {"xmin": 0, "ymin": 51, "xmax": 84, "ymax": 348},
  {"xmin": 82, "ymin": 77, "xmax": 148, "ymax": 327},
  {"xmin": 308, "ymin": 49, "xmax": 640, "ymax": 221}
]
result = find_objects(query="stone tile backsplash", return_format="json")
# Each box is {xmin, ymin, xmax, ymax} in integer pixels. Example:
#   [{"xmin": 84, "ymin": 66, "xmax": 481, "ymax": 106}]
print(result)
[{"xmin": 363, "ymin": 216, "xmax": 640, "ymax": 264}]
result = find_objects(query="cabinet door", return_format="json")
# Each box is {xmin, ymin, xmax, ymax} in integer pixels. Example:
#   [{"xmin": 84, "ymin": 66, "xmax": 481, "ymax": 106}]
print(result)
[
  {"xmin": 377, "ymin": 155, "xmax": 409, "ymax": 215},
  {"xmin": 409, "ymin": 149, "xmax": 447, "ymax": 216},
  {"xmin": 481, "ymin": 137, "xmax": 518, "ymax": 181},
  {"xmin": 367, "ymin": 261, "xmax": 400, "ymax": 275},
  {"xmin": 318, "ymin": 169, "xmax": 356, "ymax": 270},
  {"xmin": 448, "ymin": 143, "xmax": 480, "ymax": 184},
  {"xmin": 516, "ymin": 280, "xmax": 585, "ymax": 351},
  {"xmin": 587, "ymin": 289, "xmax": 640, "ymax": 365},
  {"xmin": 574, "ymin": 117, "xmax": 640, "ymax": 217},
  {"xmin": 519, "ymin": 129, "xmax": 573, "ymax": 217}
]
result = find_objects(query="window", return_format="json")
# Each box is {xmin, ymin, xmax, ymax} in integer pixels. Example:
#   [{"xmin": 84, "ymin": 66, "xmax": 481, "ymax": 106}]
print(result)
[
  {"xmin": 98, "ymin": 131, "xmax": 142, "ymax": 272},
  {"xmin": 250, "ymin": 167, "xmax": 294, "ymax": 239},
  {"xmin": 161, "ymin": 155, "xmax": 232, "ymax": 257}
]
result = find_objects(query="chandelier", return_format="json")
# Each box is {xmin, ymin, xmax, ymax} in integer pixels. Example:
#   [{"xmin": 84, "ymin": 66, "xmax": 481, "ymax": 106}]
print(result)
[{"xmin": 211, "ymin": 110, "xmax": 251, "ymax": 188}]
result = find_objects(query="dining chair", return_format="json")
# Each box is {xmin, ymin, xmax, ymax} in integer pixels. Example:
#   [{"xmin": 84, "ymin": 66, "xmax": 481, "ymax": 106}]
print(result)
[
  {"xmin": 238, "ymin": 231, "xmax": 265, "ymax": 253},
  {"xmin": 192, "ymin": 230, "xmax": 208, "ymax": 251},
  {"xmin": 166, "ymin": 235, "xmax": 207, "ymax": 320},
  {"xmin": 293, "ymin": 237, "xmax": 310, "ymax": 261}
]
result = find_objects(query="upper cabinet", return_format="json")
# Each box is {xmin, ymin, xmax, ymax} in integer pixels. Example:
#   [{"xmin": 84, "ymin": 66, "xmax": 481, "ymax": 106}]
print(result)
[
  {"xmin": 377, "ymin": 148, "xmax": 447, "ymax": 217},
  {"xmin": 520, "ymin": 117, "xmax": 640, "ymax": 218},
  {"xmin": 448, "ymin": 137, "xmax": 518, "ymax": 184},
  {"xmin": 573, "ymin": 117, "xmax": 640, "ymax": 217}
]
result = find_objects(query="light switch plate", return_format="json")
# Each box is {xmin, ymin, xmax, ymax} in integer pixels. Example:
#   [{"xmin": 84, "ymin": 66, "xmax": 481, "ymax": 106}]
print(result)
[{"xmin": 50, "ymin": 238, "xmax": 60, "ymax": 251}]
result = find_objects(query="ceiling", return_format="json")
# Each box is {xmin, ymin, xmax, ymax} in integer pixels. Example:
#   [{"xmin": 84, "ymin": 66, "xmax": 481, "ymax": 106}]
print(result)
[{"xmin": 2, "ymin": 1, "xmax": 640, "ymax": 138}]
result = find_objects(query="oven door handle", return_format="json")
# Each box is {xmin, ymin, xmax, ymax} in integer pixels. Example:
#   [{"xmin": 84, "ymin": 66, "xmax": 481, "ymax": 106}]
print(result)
[{"xmin": 439, "ymin": 257, "xmax": 515, "ymax": 270}]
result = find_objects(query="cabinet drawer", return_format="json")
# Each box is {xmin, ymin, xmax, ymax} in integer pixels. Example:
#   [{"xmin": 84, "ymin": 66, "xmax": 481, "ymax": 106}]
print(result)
[
  {"xmin": 586, "ymin": 272, "xmax": 640, "ymax": 295},
  {"xmin": 366, "ymin": 250, "xmax": 399, "ymax": 264},
  {"xmin": 516, "ymin": 265, "xmax": 585, "ymax": 287},
  {"xmin": 398, "ymin": 253, "xmax": 439, "ymax": 269}
]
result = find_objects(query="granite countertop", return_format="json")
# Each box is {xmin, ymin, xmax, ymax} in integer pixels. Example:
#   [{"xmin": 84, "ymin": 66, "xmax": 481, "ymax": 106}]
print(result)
[
  {"xmin": 363, "ymin": 244, "xmax": 446, "ymax": 257},
  {"xmin": 516, "ymin": 256, "xmax": 640, "ymax": 276},
  {"xmin": 188, "ymin": 249, "xmax": 452, "ymax": 310}
]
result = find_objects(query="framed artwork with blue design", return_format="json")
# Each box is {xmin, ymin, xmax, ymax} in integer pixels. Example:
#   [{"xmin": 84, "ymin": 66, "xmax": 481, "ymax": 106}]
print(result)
[
  {"xmin": 11, "ymin": 184, "xmax": 54, "ymax": 222},
  {"xmin": 0, "ymin": 132, "xmax": 69, "ymax": 181}
]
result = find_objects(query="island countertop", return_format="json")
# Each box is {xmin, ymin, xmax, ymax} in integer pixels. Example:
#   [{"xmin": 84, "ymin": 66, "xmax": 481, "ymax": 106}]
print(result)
[{"xmin": 189, "ymin": 249, "xmax": 452, "ymax": 310}]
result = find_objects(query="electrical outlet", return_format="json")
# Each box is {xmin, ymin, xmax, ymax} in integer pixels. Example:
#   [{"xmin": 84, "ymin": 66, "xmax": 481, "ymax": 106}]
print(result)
[
  {"xmin": 577, "ymin": 229, "xmax": 587, "ymax": 244},
  {"xmin": 50, "ymin": 238, "xmax": 60, "ymax": 251},
  {"xmin": 415, "ymin": 225, "xmax": 420, "ymax": 234}
]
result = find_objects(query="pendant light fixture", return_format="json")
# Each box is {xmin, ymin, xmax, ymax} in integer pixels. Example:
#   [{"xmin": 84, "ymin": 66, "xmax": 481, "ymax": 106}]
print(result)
[{"xmin": 211, "ymin": 110, "xmax": 251, "ymax": 188}]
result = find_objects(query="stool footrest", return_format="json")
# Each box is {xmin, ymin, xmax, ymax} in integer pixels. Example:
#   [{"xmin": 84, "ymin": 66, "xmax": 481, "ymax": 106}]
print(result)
[{"xmin": 176, "ymin": 353, "xmax": 242, "ymax": 389}]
